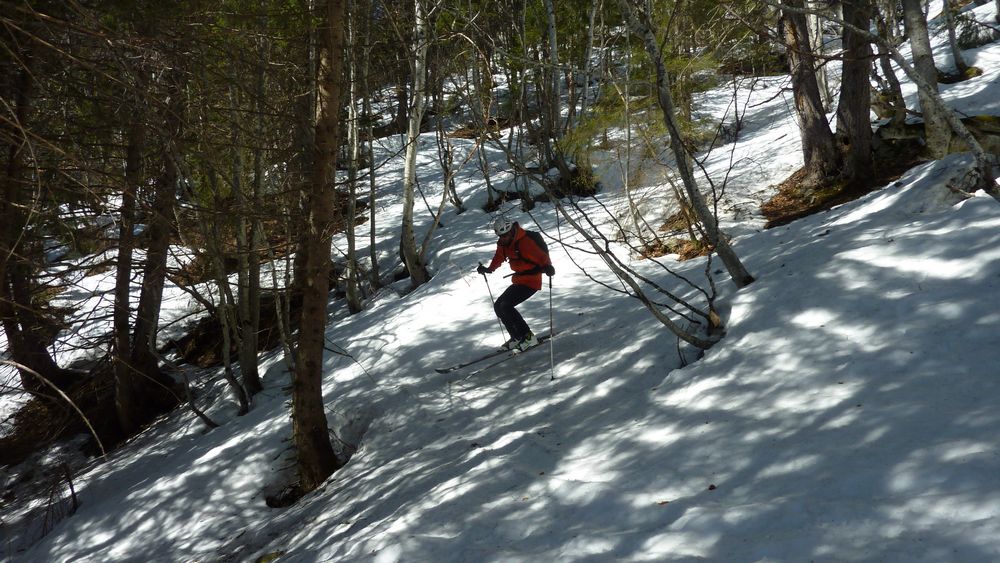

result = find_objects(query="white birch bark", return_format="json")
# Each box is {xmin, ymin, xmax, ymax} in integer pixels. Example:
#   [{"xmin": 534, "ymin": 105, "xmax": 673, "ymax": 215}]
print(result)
[
  {"xmin": 902, "ymin": 0, "xmax": 952, "ymax": 159},
  {"xmin": 400, "ymin": 0, "xmax": 430, "ymax": 286},
  {"xmin": 345, "ymin": 0, "xmax": 363, "ymax": 312},
  {"xmin": 806, "ymin": 1, "xmax": 832, "ymax": 110}
]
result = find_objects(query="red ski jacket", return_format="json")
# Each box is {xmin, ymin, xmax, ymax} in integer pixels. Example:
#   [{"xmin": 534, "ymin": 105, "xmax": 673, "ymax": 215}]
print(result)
[{"xmin": 487, "ymin": 223, "xmax": 551, "ymax": 291}]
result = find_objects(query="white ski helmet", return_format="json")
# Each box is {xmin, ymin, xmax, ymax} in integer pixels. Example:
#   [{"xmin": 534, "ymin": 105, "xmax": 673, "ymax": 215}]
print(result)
[{"xmin": 493, "ymin": 216, "xmax": 514, "ymax": 236}]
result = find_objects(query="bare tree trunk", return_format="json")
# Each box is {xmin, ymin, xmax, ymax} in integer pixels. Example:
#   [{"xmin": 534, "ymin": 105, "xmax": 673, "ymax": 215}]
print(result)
[
  {"xmin": 120, "ymin": 69, "xmax": 184, "ymax": 435},
  {"xmin": 576, "ymin": 0, "xmax": 600, "ymax": 124},
  {"xmin": 240, "ymin": 165, "xmax": 263, "ymax": 395},
  {"xmin": 0, "ymin": 275, "xmax": 70, "ymax": 393},
  {"xmin": 236, "ymin": 7, "xmax": 268, "ymax": 396},
  {"xmin": 544, "ymin": 0, "xmax": 561, "ymax": 138},
  {"xmin": 266, "ymin": 223, "xmax": 297, "ymax": 375},
  {"xmin": 395, "ymin": 82, "xmax": 409, "ymax": 134},
  {"xmin": 129, "ymin": 131, "xmax": 177, "ymax": 377},
  {"xmin": 943, "ymin": 0, "xmax": 968, "ymax": 74},
  {"xmin": 874, "ymin": 7, "xmax": 907, "ymax": 124},
  {"xmin": 240, "ymin": 203, "xmax": 263, "ymax": 398},
  {"xmin": 616, "ymin": 0, "xmax": 754, "ymax": 289},
  {"xmin": 293, "ymin": 0, "xmax": 347, "ymax": 493},
  {"xmin": 291, "ymin": 0, "xmax": 318, "ymax": 295},
  {"xmin": 359, "ymin": 0, "xmax": 380, "ymax": 290},
  {"xmin": 761, "ymin": 0, "xmax": 997, "ymax": 193},
  {"xmin": 902, "ymin": 0, "xmax": 952, "ymax": 158},
  {"xmin": 434, "ymin": 110, "xmax": 463, "ymax": 210},
  {"xmin": 204, "ymin": 168, "xmax": 251, "ymax": 415},
  {"xmin": 542, "ymin": 0, "xmax": 574, "ymax": 185},
  {"xmin": 113, "ymin": 78, "xmax": 145, "ymax": 419},
  {"xmin": 615, "ymin": 31, "xmax": 642, "ymax": 239},
  {"xmin": 226, "ymin": 80, "xmax": 261, "ymax": 400},
  {"xmin": 400, "ymin": 0, "xmax": 431, "ymax": 287},
  {"xmin": 0, "ymin": 51, "xmax": 72, "ymax": 393},
  {"xmin": 365, "ymin": 91, "xmax": 380, "ymax": 290},
  {"xmin": 344, "ymin": 0, "xmax": 364, "ymax": 313},
  {"xmin": 835, "ymin": 0, "xmax": 874, "ymax": 184},
  {"xmin": 806, "ymin": 1, "xmax": 832, "ymax": 110},
  {"xmin": 211, "ymin": 253, "xmax": 250, "ymax": 415},
  {"xmin": 780, "ymin": 0, "xmax": 841, "ymax": 188}
]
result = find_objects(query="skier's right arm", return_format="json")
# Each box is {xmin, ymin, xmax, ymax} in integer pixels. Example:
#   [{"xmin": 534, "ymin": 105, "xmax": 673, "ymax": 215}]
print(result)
[{"xmin": 478, "ymin": 245, "xmax": 505, "ymax": 274}]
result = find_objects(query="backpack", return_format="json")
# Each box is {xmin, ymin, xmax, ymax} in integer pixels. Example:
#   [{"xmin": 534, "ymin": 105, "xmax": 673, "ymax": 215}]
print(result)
[
  {"xmin": 524, "ymin": 230, "xmax": 548, "ymax": 254},
  {"xmin": 519, "ymin": 230, "xmax": 549, "ymax": 265}
]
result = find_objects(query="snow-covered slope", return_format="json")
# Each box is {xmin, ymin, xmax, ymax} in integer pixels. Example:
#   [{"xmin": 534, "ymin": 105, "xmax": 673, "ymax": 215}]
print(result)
[{"xmin": 5, "ymin": 3, "xmax": 1000, "ymax": 561}]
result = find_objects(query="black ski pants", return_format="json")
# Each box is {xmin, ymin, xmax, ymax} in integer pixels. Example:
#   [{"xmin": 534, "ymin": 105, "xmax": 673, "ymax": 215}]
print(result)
[{"xmin": 494, "ymin": 284, "xmax": 538, "ymax": 341}]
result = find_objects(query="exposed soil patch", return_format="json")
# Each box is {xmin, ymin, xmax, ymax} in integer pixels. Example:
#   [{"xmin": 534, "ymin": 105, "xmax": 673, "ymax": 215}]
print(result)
[
  {"xmin": 637, "ymin": 236, "xmax": 712, "ymax": 261},
  {"xmin": 762, "ymin": 145, "xmax": 925, "ymax": 228}
]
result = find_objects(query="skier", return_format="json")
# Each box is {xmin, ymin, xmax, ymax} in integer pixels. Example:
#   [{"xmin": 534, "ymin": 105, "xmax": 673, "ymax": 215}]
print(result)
[{"xmin": 476, "ymin": 217, "xmax": 555, "ymax": 352}]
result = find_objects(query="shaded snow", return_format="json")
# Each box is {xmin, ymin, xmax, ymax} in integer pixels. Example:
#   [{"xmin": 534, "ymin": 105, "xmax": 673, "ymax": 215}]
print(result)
[{"xmin": 4, "ymin": 3, "xmax": 1000, "ymax": 561}]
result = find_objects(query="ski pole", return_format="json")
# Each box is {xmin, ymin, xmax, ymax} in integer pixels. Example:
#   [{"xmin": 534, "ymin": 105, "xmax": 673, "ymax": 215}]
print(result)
[
  {"xmin": 548, "ymin": 275, "xmax": 555, "ymax": 381},
  {"xmin": 480, "ymin": 262, "xmax": 507, "ymax": 343}
]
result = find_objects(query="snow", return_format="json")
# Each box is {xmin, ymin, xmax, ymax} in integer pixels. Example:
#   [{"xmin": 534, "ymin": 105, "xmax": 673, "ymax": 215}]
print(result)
[{"xmin": 4, "ymin": 3, "xmax": 1000, "ymax": 561}]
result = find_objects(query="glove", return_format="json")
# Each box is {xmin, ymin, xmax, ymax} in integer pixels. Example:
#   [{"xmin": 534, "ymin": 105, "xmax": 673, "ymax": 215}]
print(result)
[
  {"xmin": 477, "ymin": 264, "xmax": 492, "ymax": 275},
  {"xmin": 543, "ymin": 264, "xmax": 555, "ymax": 277}
]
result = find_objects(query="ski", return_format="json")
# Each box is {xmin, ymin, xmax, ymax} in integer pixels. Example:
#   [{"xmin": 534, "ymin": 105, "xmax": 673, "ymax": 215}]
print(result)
[
  {"xmin": 457, "ymin": 336, "xmax": 552, "ymax": 379},
  {"xmin": 434, "ymin": 332, "xmax": 554, "ymax": 374}
]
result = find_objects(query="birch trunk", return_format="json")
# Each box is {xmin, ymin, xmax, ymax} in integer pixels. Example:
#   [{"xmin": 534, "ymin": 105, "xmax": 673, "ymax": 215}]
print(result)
[
  {"xmin": 902, "ymin": 0, "xmax": 952, "ymax": 158},
  {"xmin": 543, "ymin": 0, "xmax": 573, "ymax": 183},
  {"xmin": 545, "ymin": 0, "xmax": 561, "ymax": 138},
  {"xmin": 400, "ymin": 0, "xmax": 431, "ymax": 287},
  {"xmin": 576, "ymin": 0, "xmax": 600, "ymax": 124},
  {"xmin": 345, "ymin": 0, "xmax": 363, "ymax": 313},
  {"xmin": 364, "ymin": 68, "xmax": 380, "ymax": 289},
  {"xmin": 943, "ymin": 0, "xmax": 968, "ymax": 74},
  {"xmin": 806, "ymin": 1, "xmax": 832, "ymax": 110}
]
